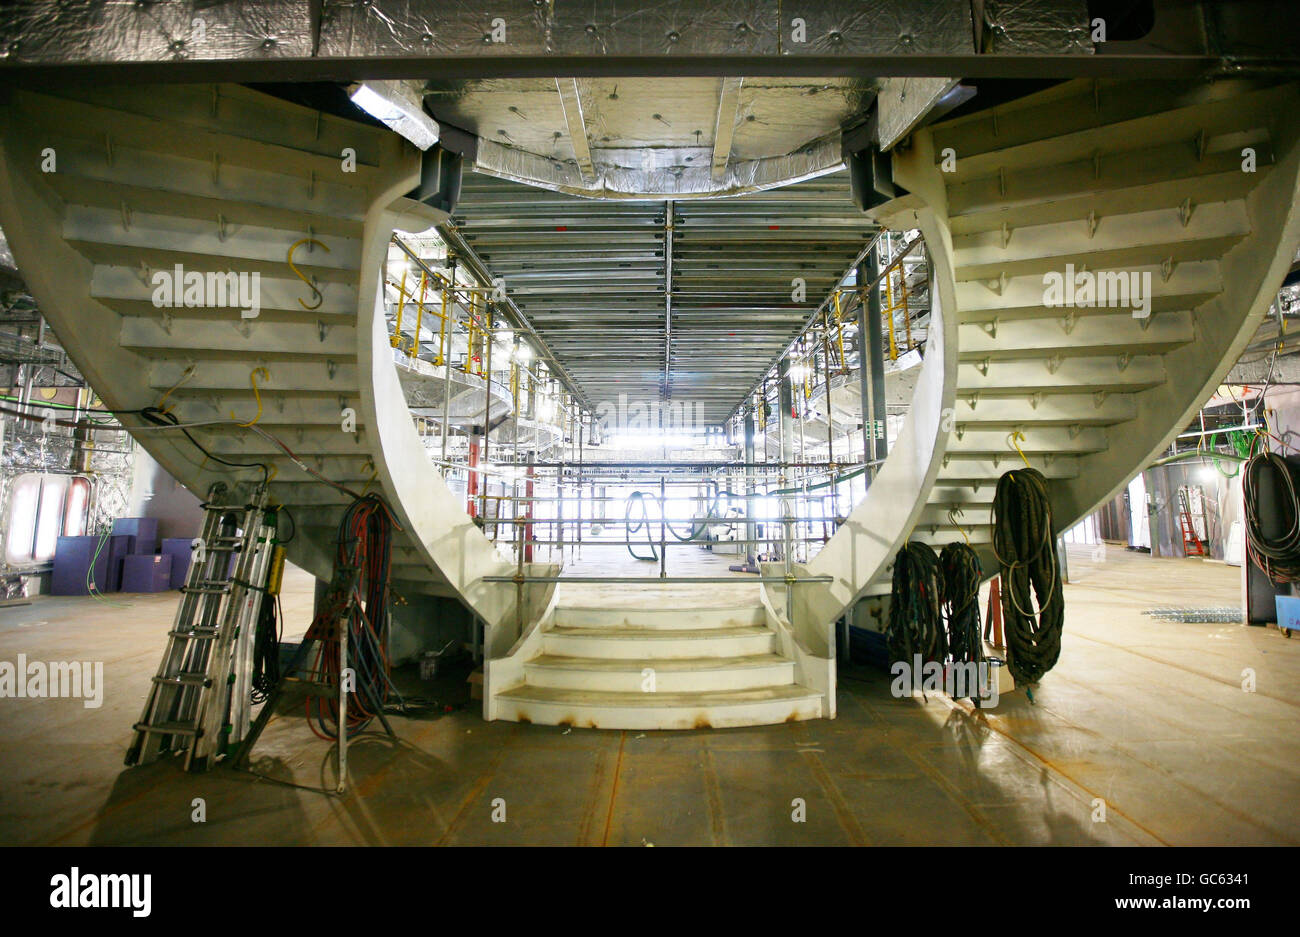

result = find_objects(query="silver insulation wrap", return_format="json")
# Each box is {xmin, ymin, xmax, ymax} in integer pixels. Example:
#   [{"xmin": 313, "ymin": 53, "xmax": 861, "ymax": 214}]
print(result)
[
  {"xmin": 981, "ymin": 0, "xmax": 1093, "ymax": 55},
  {"xmin": 0, "ymin": 1, "xmax": 1099, "ymax": 65}
]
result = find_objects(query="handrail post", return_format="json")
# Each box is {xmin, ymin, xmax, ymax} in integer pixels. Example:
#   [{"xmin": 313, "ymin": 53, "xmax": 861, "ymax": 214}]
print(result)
[{"xmin": 659, "ymin": 474, "xmax": 667, "ymax": 579}]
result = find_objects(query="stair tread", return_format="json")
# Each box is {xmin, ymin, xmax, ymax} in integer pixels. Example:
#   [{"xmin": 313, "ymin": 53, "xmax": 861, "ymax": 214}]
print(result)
[
  {"xmin": 496, "ymin": 684, "xmax": 820, "ymax": 707},
  {"xmin": 526, "ymin": 653, "xmax": 791, "ymax": 672},
  {"xmin": 548, "ymin": 625, "xmax": 770, "ymax": 639},
  {"xmin": 554, "ymin": 603, "xmax": 765, "ymax": 613}
]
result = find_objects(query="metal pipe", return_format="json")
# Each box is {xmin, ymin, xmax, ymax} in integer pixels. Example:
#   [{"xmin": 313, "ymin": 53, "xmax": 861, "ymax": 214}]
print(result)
[
  {"xmin": 479, "ymin": 306, "xmax": 493, "ymax": 519},
  {"xmin": 745, "ymin": 406, "xmax": 757, "ymax": 568},
  {"xmin": 440, "ymin": 258, "xmax": 458, "ymax": 466}
]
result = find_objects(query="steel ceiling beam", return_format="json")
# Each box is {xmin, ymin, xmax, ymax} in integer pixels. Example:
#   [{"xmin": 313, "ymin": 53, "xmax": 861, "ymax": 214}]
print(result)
[
  {"xmin": 554, "ymin": 77, "xmax": 596, "ymax": 183},
  {"xmin": 710, "ymin": 77, "xmax": 744, "ymax": 182}
]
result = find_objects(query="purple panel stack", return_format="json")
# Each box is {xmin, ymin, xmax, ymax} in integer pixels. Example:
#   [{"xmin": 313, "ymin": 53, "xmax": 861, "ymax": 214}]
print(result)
[
  {"xmin": 104, "ymin": 535, "xmax": 133, "ymax": 592},
  {"xmin": 111, "ymin": 517, "xmax": 159, "ymax": 555},
  {"xmin": 51, "ymin": 536, "xmax": 112, "ymax": 595},
  {"xmin": 121, "ymin": 554, "xmax": 172, "ymax": 593},
  {"xmin": 160, "ymin": 538, "xmax": 193, "ymax": 589}
]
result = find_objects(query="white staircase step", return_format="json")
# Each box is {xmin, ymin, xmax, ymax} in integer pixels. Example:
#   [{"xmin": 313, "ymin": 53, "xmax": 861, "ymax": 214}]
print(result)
[
  {"xmin": 69, "ymin": 239, "xmax": 359, "ymax": 285},
  {"xmin": 958, "ymin": 309, "xmax": 1195, "ymax": 359},
  {"xmin": 35, "ymin": 130, "xmax": 369, "ymax": 219},
  {"xmin": 64, "ymin": 204, "xmax": 363, "ymax": 268},
  {"xmin": 937, "ymin": 454, "xmax": 1079, "ymax": 482},
  {"xmin": 15, "ymin": 89, "xmax": 384, "ymax": 181},
  {"xmin": 48, "ymin": 174, "xmax": 364, "ymax": 239},
  {"xmin": 947, "ymin": 165, "xmax": 1268, "ymax": 237},
  {"xmin": 93, "ymin": 264, "xmax": 361, "ymax": 318},
  {"xmin": 492, "ymin": 684, "xmax": 823, "ymax": 730},
  {"xmin": 148, "ymin": 360, "xmax": 360, "ymax": 395},
  {"xmin": 946, "ymin": 141, "xmax": 1254, "ymax": 217},
  {"xmin": 956, "ymin": 353, "xmax": 1165, "ymax": 394},
  {"xmin": 524, "ymin": 654, "xmax": 795, "ymax": 692},
  {"xmin": 120, "ymin": 317, "xmax": 355, "ymax": 358},
  {"xmin": 543, "ymin": 625, "xmax": 775, "ymax": 659},
  {"xmin": 955, "ymin": 260, "xmax": 1221, "ymax": 320},
  {"xmin": 953, "ymin": 200, "xmax": 1250, "ymax": 281},
  {"xmin": 42, "ymin": 83, "xmax": 385, "ymax": 167},
  {"xmin": 551, "ymin": 603, "xmax": 765, "ymax": 630},
  {"xmin": 936, "ymin": 81, "xmax": 1282, "ymax": 177},
  {"xmin": 908, "ymin": 527, "xmax": 993, "ymax": 548},
  {"xmin": 947, "ymin": 426, "xmax": 1108, "ymax": 456},
  {"xmin": 952, "ymin": 391, "xmax": 1137, "ymax": 426}
]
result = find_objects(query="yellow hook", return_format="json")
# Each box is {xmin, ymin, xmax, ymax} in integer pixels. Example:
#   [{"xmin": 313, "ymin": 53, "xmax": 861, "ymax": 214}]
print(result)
[
  {"xmin": 231, "ymin": 367, "xmax": 270, "ymax": 427},
  {"xmin": 288, "ymin": 237, "xmax": 331, "ymax": 310},
  {"xmin": 1008, "ymin": 431, "xmax": 1031, "ymax": 468},
  {"xmin": 157, "ymin": 364, "xmax": 195, "ymax": 415}
]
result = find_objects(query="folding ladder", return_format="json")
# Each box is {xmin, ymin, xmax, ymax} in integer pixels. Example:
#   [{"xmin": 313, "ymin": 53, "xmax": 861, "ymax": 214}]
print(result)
[
  {"xmin": 1178, "ymin": 487, "xmax": 1207, "ymax": 557},
  {"xmin": 125, "ymin": 484, "xmax": 276, "ymax": 772}
]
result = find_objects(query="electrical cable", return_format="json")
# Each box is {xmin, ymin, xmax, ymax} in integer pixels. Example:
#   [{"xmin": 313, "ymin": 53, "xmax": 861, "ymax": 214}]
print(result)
[
  {"xmin": 622, "ymin": 488, "xmax": 741, "ymax": 561},
  {"xmin": 886, "ymin": 541, "xmax": 947, "ymax": 668},
  {"xmin": 1242, "ymin": 450, "xmax": 1300, "ymax": 583},
  {"xmin": 136, "ymin": 406, "xmax": 271, "ymax": 487},
  {"xmin": 250, "ymin": 595, "xmax": 281, "ymax": 705},
  {"xmin": 939, "ymin": 541, "xmax": 984, "ymax": 674},
  {"xmin": 300, "ymin": 494, "xmax": 403, "ymax": 740},
  {"xmin": 990, "ymin": 468, "xmax": 1064, "ymax": 686}
]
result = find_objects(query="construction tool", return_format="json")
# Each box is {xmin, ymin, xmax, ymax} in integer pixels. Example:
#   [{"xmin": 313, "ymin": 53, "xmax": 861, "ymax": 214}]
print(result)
[
  {"xmin": 1178, "ymin": 487, "xmax": 1207, "ymax": 557},
  {"xmin": 125, "ymin": 483, "xmax": 277, "ymax": 772}
]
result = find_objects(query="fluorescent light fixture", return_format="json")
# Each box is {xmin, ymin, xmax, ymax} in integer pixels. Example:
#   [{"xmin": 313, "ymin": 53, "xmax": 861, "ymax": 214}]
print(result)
[{"xmin": 348, "ymin": 81, "xmax": 440, "ymax": 151}]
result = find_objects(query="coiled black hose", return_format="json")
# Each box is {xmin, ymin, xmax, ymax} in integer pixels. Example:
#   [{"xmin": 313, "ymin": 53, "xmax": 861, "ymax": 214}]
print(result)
[
  {"xmin": 250, "ymin": 595, "xmax": 281, "ymax": 705},
  {"xmin": 887, "ymin": 541, "xmax": 947, "ymax": 666},
  {"xmin": 1243, "ymin": 451, "xmax": 1300, "ymax": 583},
  {"xmin": 940, "ymin": 541, "xmax": 984, "ymax": 670},
  {"xmin": 991, "ymin": 468, "xmax": 1064, "ymax": 685}
]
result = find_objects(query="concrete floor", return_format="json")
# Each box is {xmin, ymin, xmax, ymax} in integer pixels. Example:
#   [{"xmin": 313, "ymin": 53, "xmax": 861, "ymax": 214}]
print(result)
[{"xmin": 1, "ymin": 545, "xmax": 1297, "ymax": 846}]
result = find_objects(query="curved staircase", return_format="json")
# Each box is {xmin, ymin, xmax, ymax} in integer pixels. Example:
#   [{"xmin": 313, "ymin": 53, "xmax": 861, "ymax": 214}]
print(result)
[
  {"xmin": 798, "ymin": 78, "xmax": 1300, "ymax": 628},
  {"xmin": 3, "ymin": 77, "xmax": 1300, "ymax": 729},
  {"xmin": 0, "ymin": 82, "xmax": 524, "ymax": 623}
]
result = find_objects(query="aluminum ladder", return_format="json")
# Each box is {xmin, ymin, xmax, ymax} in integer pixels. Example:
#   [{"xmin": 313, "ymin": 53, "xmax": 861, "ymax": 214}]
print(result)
[{"xmin": 125, "ymin": 484, "xmax": 276, "ymax": 772}]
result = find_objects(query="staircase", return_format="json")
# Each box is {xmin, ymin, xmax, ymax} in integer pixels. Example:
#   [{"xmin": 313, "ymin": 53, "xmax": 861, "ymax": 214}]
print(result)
[
  {"xmin": 0, "ymin": 83, "xmax": 524, "ymax": 625},
  {"xmin": 486, "ymin": 589, "xmax": 827, "ymax": 729},
  {"xmin": 4, "ymin": 78, "xmax": 1300, "ymax": 730},
  {"xmin": 799, "ymin": 78, "xmax": 1300, "ymax": 624}
]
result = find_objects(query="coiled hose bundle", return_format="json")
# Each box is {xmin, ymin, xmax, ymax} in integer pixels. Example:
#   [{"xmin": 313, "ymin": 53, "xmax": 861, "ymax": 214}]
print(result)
[
  {"xmin": 1243, "ymin": 451, "xmax": 1300, "ymax": 583},
  {"xmin": 991, "ymin": 468, "xmax": 1064, "ymax": 685},
  {"xmin": 886, "ymin": 541, "xmax": 947, "ymax": 665},
  {"xmin": 939, "ymin": 541, "xmax": 984, "ymax": 671},
  {"xmin": 302, "ymin": 494, "xmax": 403, "ymax": 740}
]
